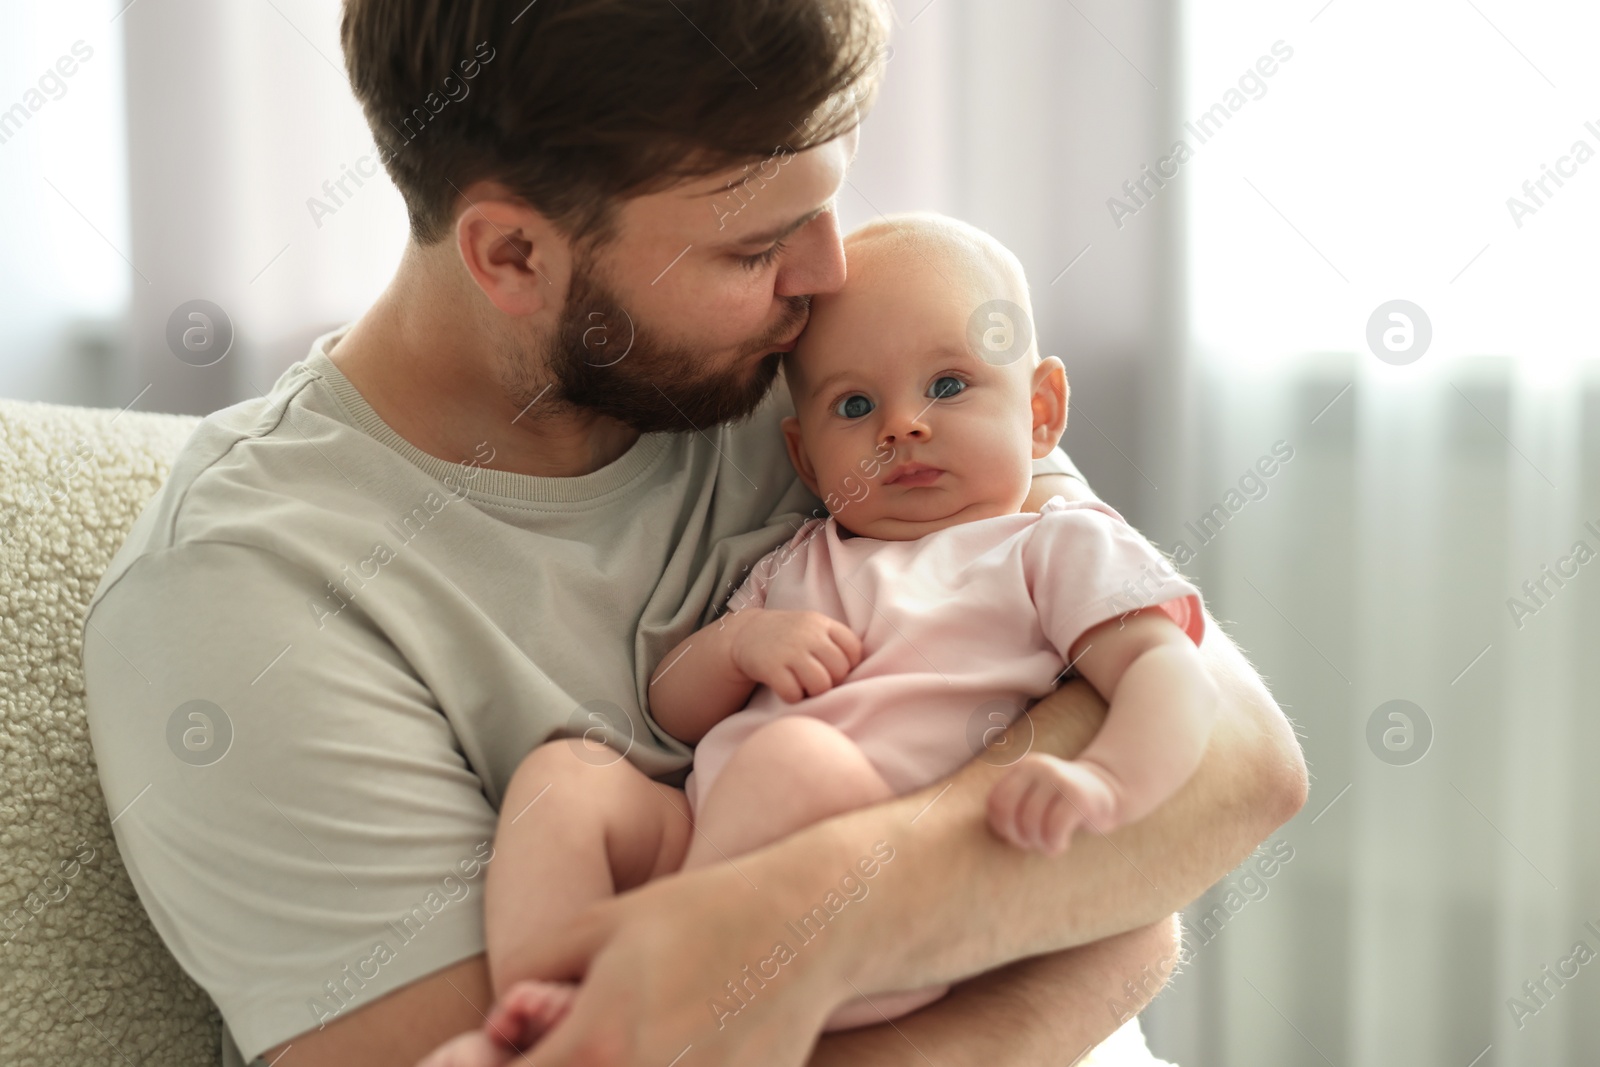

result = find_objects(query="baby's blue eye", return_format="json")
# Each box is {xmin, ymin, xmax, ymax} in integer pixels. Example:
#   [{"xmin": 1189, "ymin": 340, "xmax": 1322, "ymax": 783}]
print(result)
[
  {"xmin": 928, "ymin": 376, "xmax": 965, "ymax": 400},
  {"xmin": 834, "ymin": 394, "xmax": 874, "ymax": 419}
]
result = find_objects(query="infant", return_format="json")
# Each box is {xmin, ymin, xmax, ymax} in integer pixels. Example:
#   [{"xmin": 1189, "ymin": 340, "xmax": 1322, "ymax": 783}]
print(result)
[{"xmin": 425, "ymin": 213, "xmax": 1218, "ymax": 1063}]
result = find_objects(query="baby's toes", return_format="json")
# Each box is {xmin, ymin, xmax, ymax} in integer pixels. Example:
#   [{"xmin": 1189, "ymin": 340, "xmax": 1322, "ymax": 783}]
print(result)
[{"xmin": 485, "ymin": 980, "xmax": 577, "ymax": 1050}]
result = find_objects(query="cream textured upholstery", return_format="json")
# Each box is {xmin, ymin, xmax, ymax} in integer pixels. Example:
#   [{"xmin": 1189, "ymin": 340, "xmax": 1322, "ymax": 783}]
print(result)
[{"xmin": 0, "ymin": 398, "xmax": 219, "ymax": 1066}]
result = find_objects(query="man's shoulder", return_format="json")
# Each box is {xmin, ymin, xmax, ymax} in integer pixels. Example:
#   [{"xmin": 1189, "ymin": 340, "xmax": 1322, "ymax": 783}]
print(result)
[{"xmin": 87, "ymin": 363, "xmax": 364, "ymax": 611}]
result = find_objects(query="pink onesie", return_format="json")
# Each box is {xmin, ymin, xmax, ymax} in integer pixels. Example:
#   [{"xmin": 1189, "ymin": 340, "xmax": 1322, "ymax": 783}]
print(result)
[{"xmin": 683, "ymin": 496, "xmax": 1206, "ymax": 814}]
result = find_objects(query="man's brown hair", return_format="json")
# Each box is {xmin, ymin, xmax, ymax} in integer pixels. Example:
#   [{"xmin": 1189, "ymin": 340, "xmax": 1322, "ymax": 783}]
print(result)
[{"xmin": 341, "ymin": 0, "xmax": 889, "ymax": 246}]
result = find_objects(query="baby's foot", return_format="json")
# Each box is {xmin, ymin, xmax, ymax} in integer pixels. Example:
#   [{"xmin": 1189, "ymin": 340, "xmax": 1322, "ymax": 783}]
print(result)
[
  {"xmin": 987, "ymin": 753, "xmax": 1122, "ymax": 855},
  {"xmin": 483, "ymin": 980, "xmax": 577, "ymax": 1052}
]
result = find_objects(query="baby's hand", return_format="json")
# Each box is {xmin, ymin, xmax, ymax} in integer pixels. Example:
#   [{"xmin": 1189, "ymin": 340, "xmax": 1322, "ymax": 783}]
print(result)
[
  {"xmin": 728, "ymin": 609, "xmax": 863, "ymax": 703},
  {"xmin": 987, "ymin": 753, "xmax": 1123, "ymax": 855}
]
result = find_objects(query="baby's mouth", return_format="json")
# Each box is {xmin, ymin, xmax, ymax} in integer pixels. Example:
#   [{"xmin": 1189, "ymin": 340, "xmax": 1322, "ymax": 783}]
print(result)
[{"xmin": 883, "ymin": 463, "xmax": 945, "ymax": 487}]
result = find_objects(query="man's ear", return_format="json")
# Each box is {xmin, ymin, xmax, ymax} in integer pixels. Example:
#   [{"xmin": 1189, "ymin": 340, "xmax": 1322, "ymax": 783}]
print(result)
[
  {"xmin": 454, "ymin": 181, "xmax": 565, "ymax": 317},
  {"xmin": 1029, "ymin": 356, "xmax": 1069, "ymax": 459},
  {"xmin": 781, "ymin": 415, "xmax": 822, "ymax": 499}
]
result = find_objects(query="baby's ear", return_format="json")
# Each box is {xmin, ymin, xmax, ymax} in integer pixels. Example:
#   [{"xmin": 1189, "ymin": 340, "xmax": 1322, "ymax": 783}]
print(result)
[
  {"xmin": 781, "ymin": 415, "xmax": 822, "ymax": 498},
  {"xmin": 1029, "ymin": 356, "xmax": 1069, "ymax": 458}
]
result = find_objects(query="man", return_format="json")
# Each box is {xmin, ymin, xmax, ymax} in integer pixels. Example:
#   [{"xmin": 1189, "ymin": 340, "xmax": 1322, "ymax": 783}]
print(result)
[{"xmin": 82, "ymin": 2, "xmax": 1306, "ymax": 1065}]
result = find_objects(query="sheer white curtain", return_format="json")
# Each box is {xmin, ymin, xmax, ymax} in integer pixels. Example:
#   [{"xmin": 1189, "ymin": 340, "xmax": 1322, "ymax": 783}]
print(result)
[
  {"xmin": 1, "ymin": 0, "xmax": 403, "ymax": 414},
  {"xmin": 0, "ymin": 0, "xmax": 128, "ymax": 405},
  {"xmin": 1146, "ymin": 2, "xmax": 1600, "ymax": 1065},
  {"xmin": 861, "ymin": 1, "xmax": 1600, "ymax": 1064},
  {"xmin": 117, "ymin": 0, "xmax": 407, "ymax": 414}
]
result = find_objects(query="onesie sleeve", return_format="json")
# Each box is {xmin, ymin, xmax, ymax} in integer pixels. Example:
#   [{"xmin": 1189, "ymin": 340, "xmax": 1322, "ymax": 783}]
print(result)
[
  {"xmin": 720, "ymin": 517, "xmax": 827, "ymax": 616},
  {"xmin": 1024, "ymin": 498, "xmax": 1205, "ymax": 659}
]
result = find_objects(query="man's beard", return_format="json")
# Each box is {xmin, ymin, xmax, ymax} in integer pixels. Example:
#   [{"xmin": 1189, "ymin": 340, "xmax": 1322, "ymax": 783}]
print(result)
[{"xmin": 501, "ymin": 255, "xmax": 809, "ymax": 434}]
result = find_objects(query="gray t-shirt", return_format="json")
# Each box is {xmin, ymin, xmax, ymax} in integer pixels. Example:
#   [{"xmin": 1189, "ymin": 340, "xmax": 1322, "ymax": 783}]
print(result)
[{"xmin": 82, "ymin": 328, "xmax": 1085, "ymax": 1063}]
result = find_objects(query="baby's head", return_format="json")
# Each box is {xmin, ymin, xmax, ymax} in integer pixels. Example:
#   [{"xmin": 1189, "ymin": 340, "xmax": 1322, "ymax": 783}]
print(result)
[{"xmin": 780, "ymin": 212, "xmax": 1068, "ymax": 540}]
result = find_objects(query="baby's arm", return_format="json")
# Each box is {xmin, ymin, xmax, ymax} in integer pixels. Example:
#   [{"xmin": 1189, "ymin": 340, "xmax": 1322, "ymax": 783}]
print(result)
[
  {"xmin": 988, "ymin": 607, "xmax": 1218, "ymax": 854},
  {"xmin": 648, "ymin": 608, "xmax": 863, "ymax": 743}
]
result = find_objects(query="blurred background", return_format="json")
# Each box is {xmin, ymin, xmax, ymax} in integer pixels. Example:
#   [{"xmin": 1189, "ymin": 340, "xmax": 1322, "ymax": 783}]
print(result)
[{"xmin": 4, "ymin": 0, "xmax": 1597, "ymax": 1063}]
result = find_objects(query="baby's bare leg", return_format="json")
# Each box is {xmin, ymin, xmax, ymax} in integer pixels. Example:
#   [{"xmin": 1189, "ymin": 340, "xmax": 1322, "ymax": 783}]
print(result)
[
  {"xmin": 488, "ymin": 739, "xmax": 692, "ymax": 986},
  {"xmin": 682, "ymin": 716, "xmax": 893, "ymax": 870},
  {"xmin": 681, "ymin": 717, "xmax": 948, "ymax": 1030},
  {"xmin": 426, "ymin": 740, "xmax": 690, "ymax": 1066},
  {"xmin": 475, "ymin": 738, "xmax": 691, "ymax": 1054}
]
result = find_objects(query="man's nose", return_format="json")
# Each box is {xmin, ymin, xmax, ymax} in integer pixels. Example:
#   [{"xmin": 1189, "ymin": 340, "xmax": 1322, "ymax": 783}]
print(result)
[{"xmin": 774, "ymin": 210, "xmax": 846, "ymax": 297}]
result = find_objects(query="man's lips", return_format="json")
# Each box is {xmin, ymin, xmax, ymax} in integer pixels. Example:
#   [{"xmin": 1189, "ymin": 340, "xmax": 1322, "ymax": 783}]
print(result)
[
  {"xmin": 770, "ymin": 325, "xmax": 805, "ymax": 352},
  {"xmin": 883, "ymin": 463, "xmax": 944, "ymax": 487},
  {"xmin": 767, "ymin": 311, "xmax": 810, "ymax": 353}
]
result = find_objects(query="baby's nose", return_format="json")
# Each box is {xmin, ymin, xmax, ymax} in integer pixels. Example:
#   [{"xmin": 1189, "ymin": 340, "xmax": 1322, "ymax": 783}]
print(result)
[{"xmin": 881, "ymin": 406, "xmax": 932, "ymax": 443}]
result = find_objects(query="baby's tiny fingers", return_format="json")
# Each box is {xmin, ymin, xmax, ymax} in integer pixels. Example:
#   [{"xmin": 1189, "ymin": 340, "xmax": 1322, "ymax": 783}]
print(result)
[
  {"xmin": 792, "ymin": 655, "xmax": 835, "ymax": 697},
  {"xmin": 1016, "ymin": 775, "xmax": 1057, "ymax": 850},
  {"xmin": 828, "ymin": 621, "xmax": 864, "ymax": 664},
  {"xmin": 810, "ymin": 638, "xmax": 853, "ymax": 683},
  {"xmin": 987, "ymin": 773, "xmax": 1028, "ymax": 845},
  {"xmin": 1040, "ymin": 793, "xmax": 1078, "ymax": 855},
  {"xmin": 767, "ymin": 669, "xmax": 804, "ymax": 703}
]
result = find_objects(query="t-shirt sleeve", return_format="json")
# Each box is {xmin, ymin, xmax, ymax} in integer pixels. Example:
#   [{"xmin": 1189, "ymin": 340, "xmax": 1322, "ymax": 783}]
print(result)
[
  {"xmin": 82, "ymin": 541, "xmax": 499, "ymax": 1063},
  {"xmin": 1023, "ymin": 500, "xmax": 1205, "ymax": 660}
]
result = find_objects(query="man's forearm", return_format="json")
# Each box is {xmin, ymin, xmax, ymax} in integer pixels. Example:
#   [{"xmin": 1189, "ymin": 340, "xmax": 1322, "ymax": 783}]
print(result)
[
  {"xmin": 758, "ymin": 612, "xmax": 1305, "ymax": 999},
  {"xmin": 805, "ymin": 917, "xmax": 1182, "ymax": 1067}
]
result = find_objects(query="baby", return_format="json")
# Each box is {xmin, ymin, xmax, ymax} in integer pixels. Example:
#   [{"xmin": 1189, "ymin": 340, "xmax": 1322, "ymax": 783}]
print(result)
[{"xmin": 426, "ymin": 213, "xmax": 1218, "ymax": 1063}]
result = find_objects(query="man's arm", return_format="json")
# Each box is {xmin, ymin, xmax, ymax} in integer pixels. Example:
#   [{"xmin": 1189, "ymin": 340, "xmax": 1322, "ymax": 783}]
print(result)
[
  {"xmin": 487, "ymin": 609, "xmax": 1303, "ymax": 1067},
  {"xmin": 265, "ymin": 917, "xmax": 1183, "ymax": 1067},
  {"xmin": 812, "ymin": 618, "xmax": 1304, "ymax": 996},
  {"xmin": 806, "ymin": 917, "xmax": 1182, "ymax": 1067},
  {"xmin": 278, "ymin": 630, "xmax": 1282, "ymax": 1067}
]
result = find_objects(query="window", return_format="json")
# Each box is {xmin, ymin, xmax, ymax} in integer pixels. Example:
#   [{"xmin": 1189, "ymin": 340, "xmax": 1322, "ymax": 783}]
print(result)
[{"xmin": 1183, "ymin": 0, "xmax": 1598, "ymax": 371}]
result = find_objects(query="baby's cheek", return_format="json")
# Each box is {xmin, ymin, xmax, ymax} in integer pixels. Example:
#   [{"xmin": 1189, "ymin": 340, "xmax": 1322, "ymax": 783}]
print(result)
[
  {"xmin": 818, "ymin": 471, "xmax": 870, "ymax": 515},
  {"xmin": 840, "ymin": 473, "xmax": 871, "ymax": 503}
]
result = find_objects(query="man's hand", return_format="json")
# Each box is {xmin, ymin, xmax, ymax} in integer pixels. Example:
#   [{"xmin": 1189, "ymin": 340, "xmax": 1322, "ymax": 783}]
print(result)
[
  {"xmin": 267, "ymin": 851, "xmax": 848, "ymax": 1067},
  {"xmin": 481, "ymin": 853, "xmax": 845, "ymax": 1067}
]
